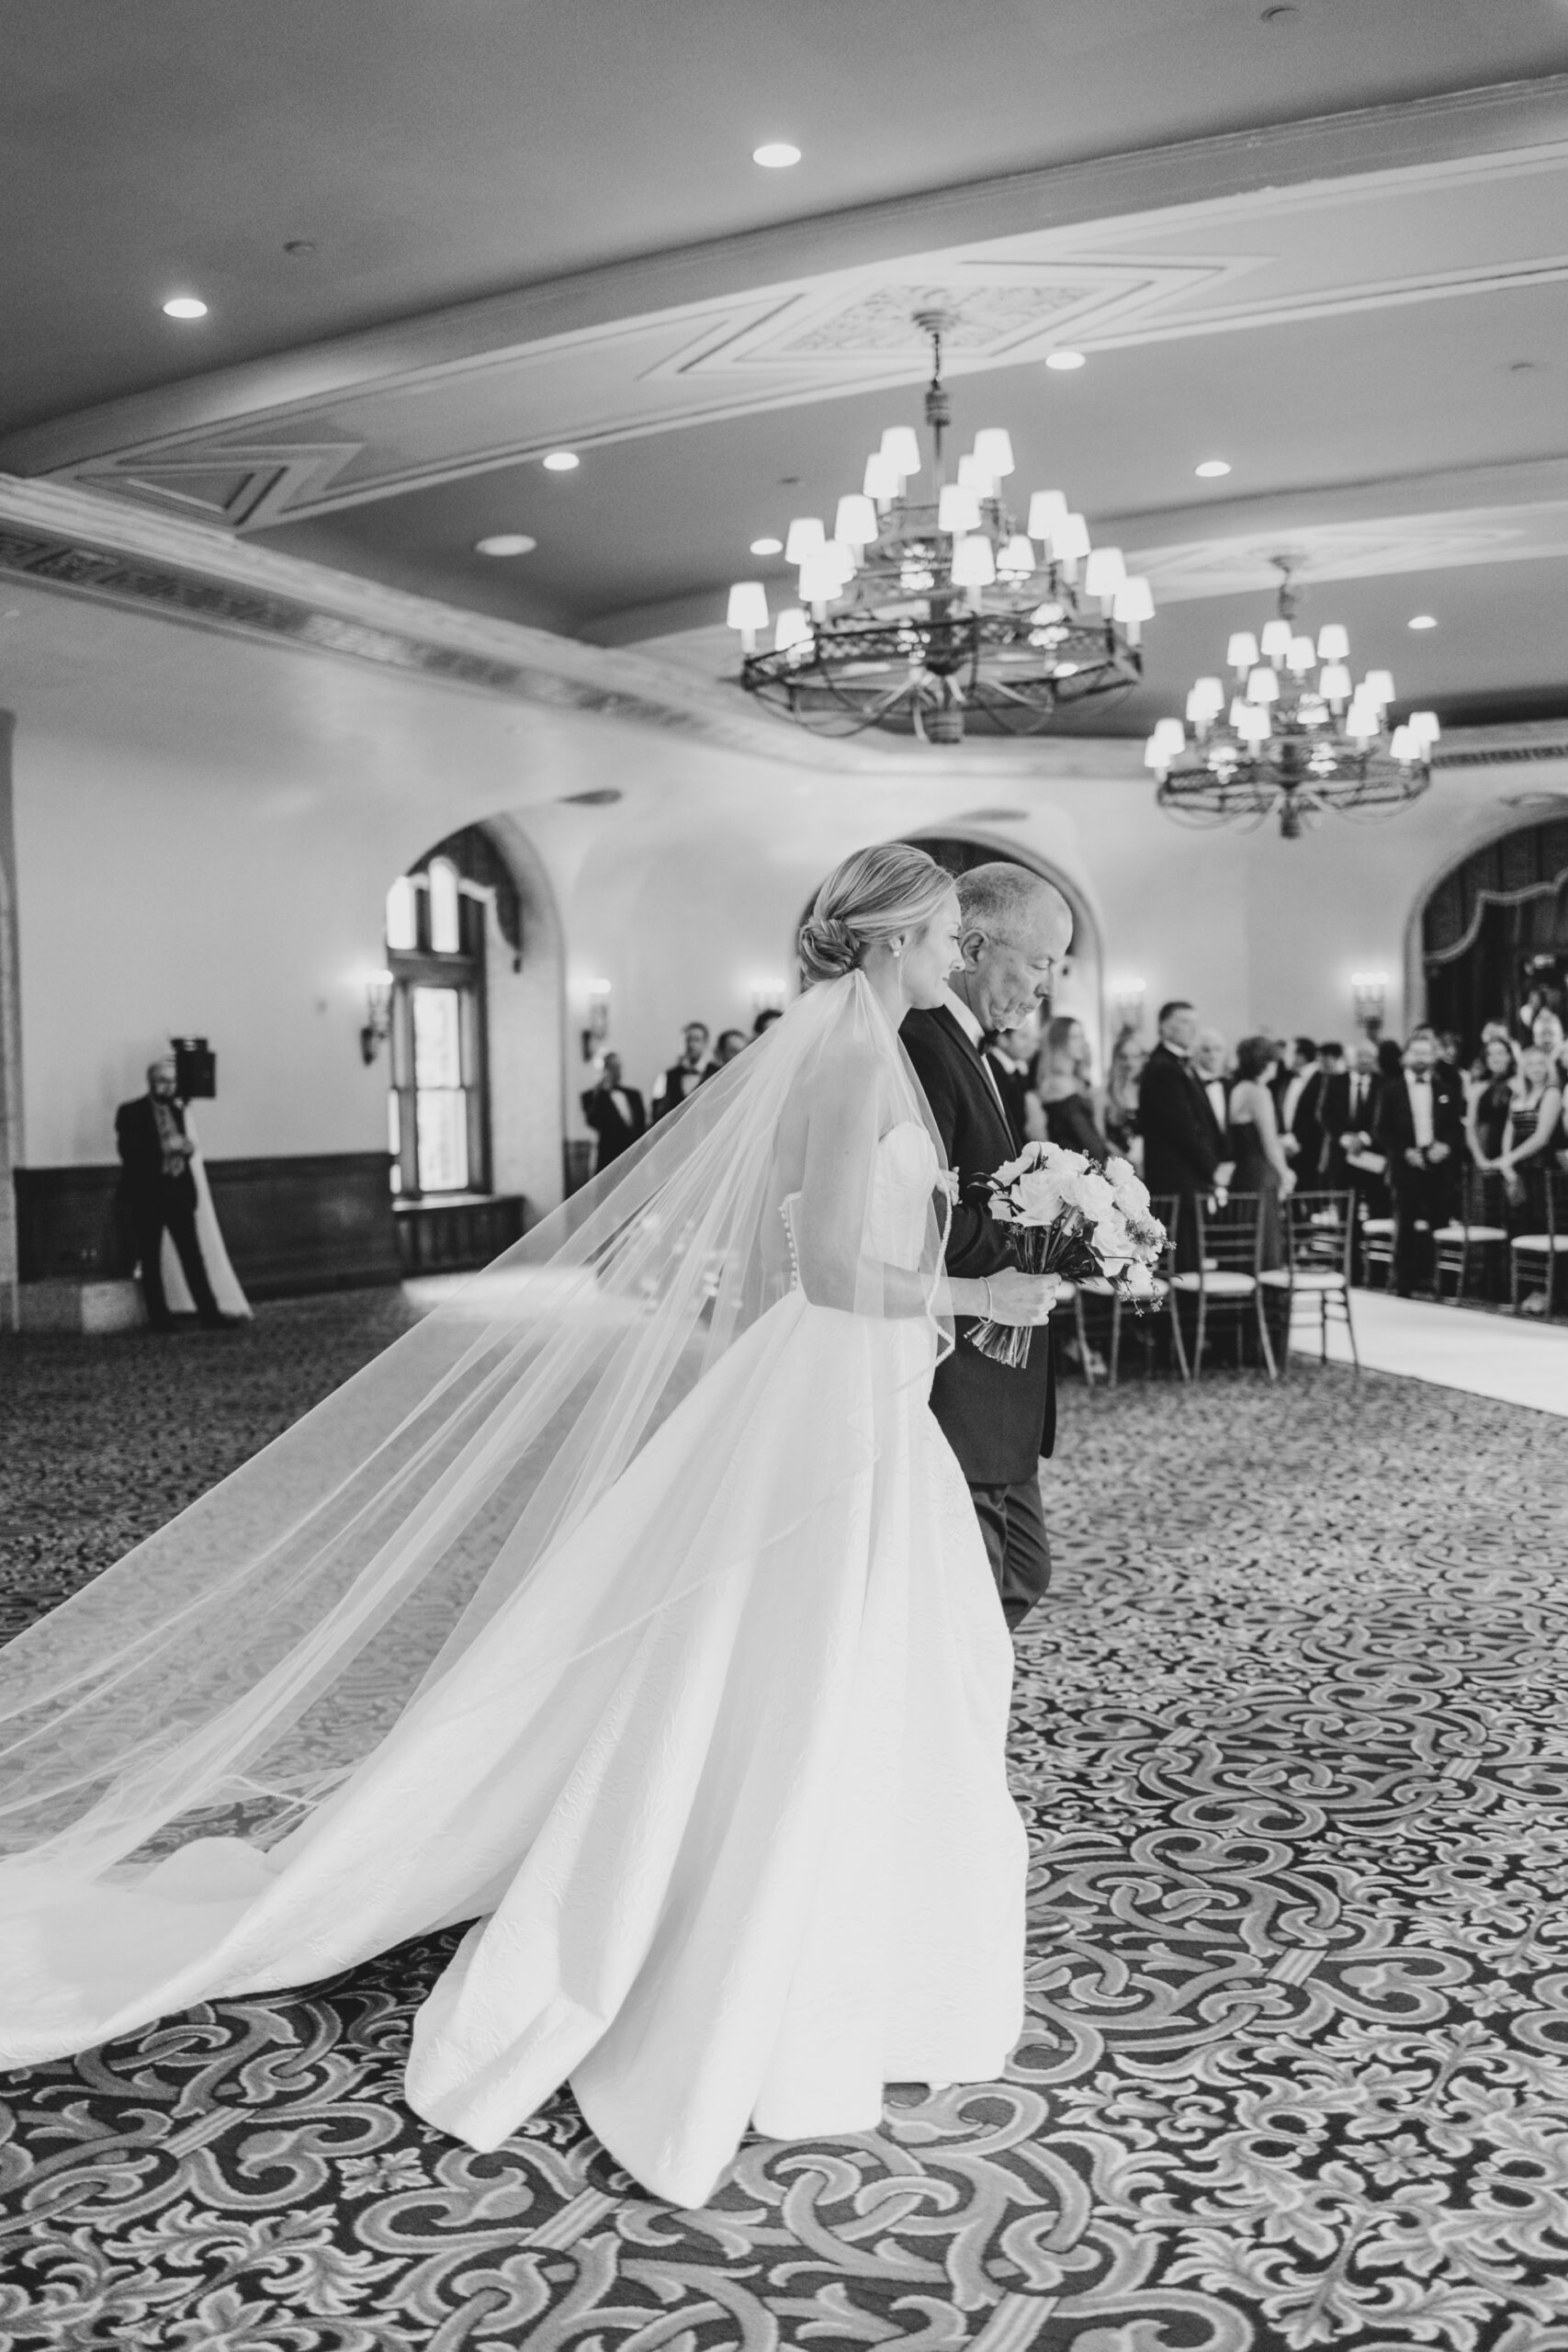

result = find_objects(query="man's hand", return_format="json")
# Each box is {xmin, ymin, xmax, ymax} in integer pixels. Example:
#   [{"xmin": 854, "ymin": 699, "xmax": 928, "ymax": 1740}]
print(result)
[
  {"xmin": 1427, "ymin": 1142, "xmax": 1450, "ymax": 1163},
  {"xmin": 1405, "ymin": 1147, "xmax": 1425, "ymax": 1169}
]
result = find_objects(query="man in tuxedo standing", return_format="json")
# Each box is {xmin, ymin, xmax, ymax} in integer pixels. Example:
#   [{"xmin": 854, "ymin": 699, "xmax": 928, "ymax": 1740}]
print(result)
[
  {"xmin": 1193, "ymin": 1027, "xmax": 1231, "ymax": 1141},
  {"xmin": 115, "ymin": 1058, "xmax": 227, "ymax": 1331},
  {"xmin": 1280, "ymin": 1036, "xmax": 1325, "ymax": 1181},
  {"xmin": 581, "ymin": 1051, "xmax": 647, "ymax": 1173},
  {"xmin": 650, "ymin": 1023, "xmax": 716, "ymax": 1122},
  {"xmin": 1373, "ymin": 1025, "xmax": 1465, "ymax": 1295},
  {"xmin": 1139, "ymin": 1001, "xmax": 1231, "ymax": 1268},
  {"xmin": 903, "ymin": 865, "xmax": 1070, "ymax": 1634}
]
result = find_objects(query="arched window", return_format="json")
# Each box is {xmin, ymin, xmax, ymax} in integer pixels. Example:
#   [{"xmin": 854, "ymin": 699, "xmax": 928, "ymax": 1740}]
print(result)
[
  {"xmin": 428, "ymin": 856, "xmax": 461, "ymax": 956},
  {"xmin": 385, "ymin": 875, "xmax": 417, "ymax": 952}
]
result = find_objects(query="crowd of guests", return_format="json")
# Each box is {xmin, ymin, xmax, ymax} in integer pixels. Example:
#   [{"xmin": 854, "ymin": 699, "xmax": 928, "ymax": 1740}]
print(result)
[
  {"xmin": 989, "ymin": 998, "xmax": 1568, "ymax": 1306},
  {"xmin": 581, "ymin": 1012, "xmax": 779, "ymax": 1170},
  {"xmin": 585, "ymin": 996, "xmax": 1567, "ymax": 1314}
]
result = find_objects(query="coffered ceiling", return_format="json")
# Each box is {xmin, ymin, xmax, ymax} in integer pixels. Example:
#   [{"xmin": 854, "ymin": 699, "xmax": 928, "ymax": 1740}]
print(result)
[{"xmin": 3, "ymin": 0, "xmax": 1567, "ymax": 741}]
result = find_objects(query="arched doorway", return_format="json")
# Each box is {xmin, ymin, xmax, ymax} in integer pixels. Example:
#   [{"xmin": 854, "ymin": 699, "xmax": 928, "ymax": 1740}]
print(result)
[{"xmin": 1421, "ymin": 816, "xmax": 1568, "ymax": 1048}]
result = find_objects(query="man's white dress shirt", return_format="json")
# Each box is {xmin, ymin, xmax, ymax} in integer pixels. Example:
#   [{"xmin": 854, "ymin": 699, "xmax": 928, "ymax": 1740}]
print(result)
[
  {"xmin": 942, "ymin": 987, "xmax": 1010, "ymax": 1124},
  {"xmin": 1404, "ymin": 1069, "xmax": 1435, "ymax": 1149}
]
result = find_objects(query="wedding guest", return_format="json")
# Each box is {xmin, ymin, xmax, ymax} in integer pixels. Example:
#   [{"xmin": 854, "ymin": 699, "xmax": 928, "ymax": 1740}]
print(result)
[
  {"xmin": 1193, "ymin": 1027, "xmax": 1231, "ymax": 1145},
  {"xmin": 650, "ymin": 1022, "xmax": 716, "ymax": 1121},
  {"xmin": 1498, "ymin": 1043, "xmax": 1563, "ymax": 1249},
  {"xmin": 1467, "ymin": 1034, "xmax": 1518, "ymax": 1171},
  {"xmin": 1278, "ymin": 1035, "xmax": 1323, "ymax": 1172},
  {"xmin": 1372, "ymin": 1026, "xmax": 1465, "ymax": 1296},
  {"xmin": 1321, "ymin": 1040, "xmax": 1387, "ymax": 1261},
  {"xmin": 1139, "ymin": 1000, "xmax": 1230, "ymax": 1267},
  {"xmin": 1104, "ymin": 1026, "xmax": 1145, "ymax": 1159},
  {"xmin": 581, "ymin": 1051, "xmax": 647, "ymax": 1173},
  {"xmin": 1228, "ymin": 1035, "xmax": 1295, "ymax": 1269},
  {"xmin": 1376, "ymin": 1035, "xmax": 1405, "ymax": 1086},
  {"xmin": 115, "ymin": 1058, "xmax": 231, "ymax": 1332},
  {"xmin": 1035, "ymin": 1015, "xmax": 1111, "ymax": 1164},
  {"xmin": 751, "ymin": 1008, "xmax": 783, "ymax": 1038},
  {"xmin": 984, "ymin": 1019, "xmax": 1039, "ymax": 1144},
  {"xmin": 714, "ymin": 1029, "xmax": 748, "ymax": 1067},
  {"xmin": 1531, "ymin": 1007, "xmax": 1568, "ymax": 1085}
]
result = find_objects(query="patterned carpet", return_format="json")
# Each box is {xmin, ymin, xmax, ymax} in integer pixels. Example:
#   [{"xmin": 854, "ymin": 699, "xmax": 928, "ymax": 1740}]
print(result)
[{"xmin": 3, "ymin": 1295, "xmax": 1568, "ymax": 2352}]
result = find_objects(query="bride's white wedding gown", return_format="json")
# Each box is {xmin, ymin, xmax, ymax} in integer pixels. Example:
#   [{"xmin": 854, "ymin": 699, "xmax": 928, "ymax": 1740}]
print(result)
[{"xmin": 2, "ymin": 1121, "xmax": 1026, "ymax": 2207}]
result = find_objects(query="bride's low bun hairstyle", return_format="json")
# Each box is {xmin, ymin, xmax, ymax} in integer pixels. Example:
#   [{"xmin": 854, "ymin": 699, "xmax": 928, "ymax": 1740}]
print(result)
[{"xmin": 798, "ymin": 842, "xmax": 953, "ymax": 986}]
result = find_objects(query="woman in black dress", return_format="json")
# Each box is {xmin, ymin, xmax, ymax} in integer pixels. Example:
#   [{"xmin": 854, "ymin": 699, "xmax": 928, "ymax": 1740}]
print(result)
[
  {"xmin": 1467, "ymin": 1033, "xmax": 1517, "ymax": 1174},
  {"xmin": 1498, "ymin": 1046, "xmax": 1563, "ymax": 1279},
  {"xmin": 1035, "ymin": 1015, "xmax": 1113, "ymax": 1164},
  {"xmin": 1227, "ymin": 1034, "xmax": 1295, "ymax": 1270}
]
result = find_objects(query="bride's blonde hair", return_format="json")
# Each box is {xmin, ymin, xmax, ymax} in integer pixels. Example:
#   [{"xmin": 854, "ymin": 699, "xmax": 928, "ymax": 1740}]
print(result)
[{"xmin": 798, "ymin": 842, "xmax": 953, "ymax": 985}]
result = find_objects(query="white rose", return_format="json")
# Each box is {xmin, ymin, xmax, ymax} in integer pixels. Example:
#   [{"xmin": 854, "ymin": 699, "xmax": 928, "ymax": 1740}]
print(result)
[
  {"xmin": 1014, "ymin": 1169, "xmax": 1066, "ymax": 1224},
  {"xmin": 1123, "ymin": 1259, "xmax": 1156, "ymax": 1297}
]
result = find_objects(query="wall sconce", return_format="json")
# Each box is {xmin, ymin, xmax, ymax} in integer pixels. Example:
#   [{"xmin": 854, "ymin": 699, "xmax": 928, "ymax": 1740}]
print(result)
[
  {"xmin": 581, "ymin": 978, "xmax": 612, "ymax": 1062},
  {"xmin": 1350, "ymin": 971, "xmax": 1388, "ymax": 1034},
  {"xmin": 1109, "ymin": 977, "xmax": 1146, "ymax": 1033},
  {"xmin": 360, "ymin": 969, "xmax": 394, "ymax": 1065},
  {"xmin": 749, "ymin": 977, "xmax": 787, "ymax": 1019}
]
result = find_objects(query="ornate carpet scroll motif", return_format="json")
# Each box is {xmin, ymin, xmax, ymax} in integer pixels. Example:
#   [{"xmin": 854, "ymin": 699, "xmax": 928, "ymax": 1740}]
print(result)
[{"xmin": 4, "ymin": 1295, "xmax": 1568, "ymax": 2348}]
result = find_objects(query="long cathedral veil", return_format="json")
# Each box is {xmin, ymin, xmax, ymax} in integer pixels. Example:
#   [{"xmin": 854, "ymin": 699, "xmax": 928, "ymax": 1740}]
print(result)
[{"xmin": 0, "ymin": 973, "xmax": 952, "ymax": 1898}]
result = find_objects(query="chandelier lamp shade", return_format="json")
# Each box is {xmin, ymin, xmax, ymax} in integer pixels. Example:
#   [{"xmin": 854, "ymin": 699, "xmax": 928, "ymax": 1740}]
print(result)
[
  {"xmin": 1145, "ymin": 559, "xmax": 1438, "ymax": 839},
  {"xmin": 725, "ymin": 311, "xmax": 1151, "ymax": 742}
]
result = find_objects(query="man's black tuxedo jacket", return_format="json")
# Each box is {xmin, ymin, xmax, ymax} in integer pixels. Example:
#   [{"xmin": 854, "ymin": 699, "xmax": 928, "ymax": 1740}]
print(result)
[
  {"xmin": 1373, "ymin": 1064, "xmax": 1465, "ymax": 1170},
  {"xmin": 902, "ymin": 1004, "xmax": 1055, "ymax": 1487},
  {"xmin": 1138, "ymin": 1042, "xmax": 1224, "ymax": 1203},
  {"xmin": 581, "ymin": 1083, "xmax": 648, "ymax": 1169},
  {"xmin": 1287, "ymin": 1067, "xmax": 1326, "ymax": 1179},
  {"xmin": 651, "ymin": 1060, "xmax": 716, "ymax": 1121},
  {"xmin": 1318, "ymin": 1069, "xmax": 1382, "ymax": 1186},
  {"xmin": 983, "ymin": 1048, "xmax": 1032, "ymax": 1146},
  {"xmin": 115, "ymin": 1095, "xmax": 196, "ymax": 1208}
]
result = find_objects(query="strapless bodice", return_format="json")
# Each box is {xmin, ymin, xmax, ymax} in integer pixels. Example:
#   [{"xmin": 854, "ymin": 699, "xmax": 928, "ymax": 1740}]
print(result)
[{"xmin": 781, "ymin": 1119, "xmax": 939, "ymax": 1288}]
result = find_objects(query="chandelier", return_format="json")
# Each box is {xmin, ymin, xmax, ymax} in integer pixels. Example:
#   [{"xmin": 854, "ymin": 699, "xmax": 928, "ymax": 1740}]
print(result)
[
  {"xmin": 725, "ymin": 311, "xmax": 1151, "ymax": 743},
  {"xmin": 1145, "ymin": 558, "xmax": 1439, "ymax": 839}
]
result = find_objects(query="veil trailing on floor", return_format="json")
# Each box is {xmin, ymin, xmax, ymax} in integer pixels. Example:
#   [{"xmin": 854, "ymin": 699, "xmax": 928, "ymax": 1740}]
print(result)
[{"xmin": 0, "ymin": 973, "xmax": 951, "ymax": 1896}]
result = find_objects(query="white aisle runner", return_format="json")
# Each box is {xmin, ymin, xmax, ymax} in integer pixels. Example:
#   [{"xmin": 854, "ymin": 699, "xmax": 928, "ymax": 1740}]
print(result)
[{"xmin": 1292, "ymin": 1290, "xmax": 1568, "ymax": 1418}]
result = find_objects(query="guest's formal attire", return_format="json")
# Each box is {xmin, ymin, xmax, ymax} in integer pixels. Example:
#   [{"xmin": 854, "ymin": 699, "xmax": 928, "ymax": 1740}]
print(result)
[
  {"xmin": 1373, "ymin": 1065, "xmax": 1465, "ymax": 1294},
  {"xmin": 1226, "ymin": 1089, "xmax": 1285, "ymax": 1270},
  {"xmin": 581, "ymin": 1081, "xmax": 648, "ymax": 1171},
  {"xmin": 1320, "ymin": 1068, "xmax": 1383, "ymax": 1190},
  {"xmin": 115, "ymin": 1092, "xmax": 223, "ymax": 1328},
  {"xmin": 1138, "ymin": 1042, "xmax": 1225, "ymax": 1267},
  {"xmin": 650, "ymin": 1059, "xmax": 716, "ymax": 1121},
  {"xmin": 1040, "ymin": 1088, "xmax": 1111, "ymax": 1166},
  {"xmin": 1470, "ymin": 1077, "xmax": 1514, "ymax": 1167},
  {"xmin": 903, "ymin": 992, "xmax": 1055, "ymax": 1633},
  {"xmin": 1282, "ymin": 1065, "xmax": 1325, "ymax": 1182},
  {"xmin": 1200, "ymin": 1072, "xmax": 1229, "ymax": 1143}
]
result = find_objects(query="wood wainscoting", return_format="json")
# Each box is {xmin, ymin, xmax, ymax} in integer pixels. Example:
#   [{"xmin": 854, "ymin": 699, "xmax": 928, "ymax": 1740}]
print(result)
[
  {"xmin": 393, "ymin": 1193, "xmax": 526, "ymax": 1273},
  {"xmin": 15, "ymin": 1153, "xmax": 402, "ymax": 1300}
]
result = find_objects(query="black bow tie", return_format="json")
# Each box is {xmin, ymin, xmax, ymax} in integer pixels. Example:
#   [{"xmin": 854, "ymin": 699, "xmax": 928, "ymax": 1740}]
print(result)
[{"xmin": 1411, "ymin": 1072, "xmax": 1430, "ymax": 1084}]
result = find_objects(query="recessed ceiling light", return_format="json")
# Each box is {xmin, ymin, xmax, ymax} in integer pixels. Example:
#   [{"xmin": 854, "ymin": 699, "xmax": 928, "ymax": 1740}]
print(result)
[
  {"xmin": 162, "ymin": 296, "xmax": 208, "ymax": 320},
  {"xmin": 475, "ymin": 534, "xmax": 537, "ymax": 558},
  {"xmin": 752, "ymin": 141, "xmax": 801, "ymax": 168},
  {"xmin": 750, "ymin": 536, "xmax": 784, "ymax": 555},
  {"xmin": 1408, "ymin": 614, "xmax": 1438, "ymax": 630},
  {"xmin": 1195, "ymin": 458, "xmax": 1232, "ymax": 478},
  {"xmin": 541, "ymin": 450, "xmax": 580, "ymax": 471},
  {"xmin": 1045, "ymin": 349, "xmax": 1087, "ymax": 371},
  {"xmin": 283, "ymin": 240, "xmax": 317, "ymax": 257}
]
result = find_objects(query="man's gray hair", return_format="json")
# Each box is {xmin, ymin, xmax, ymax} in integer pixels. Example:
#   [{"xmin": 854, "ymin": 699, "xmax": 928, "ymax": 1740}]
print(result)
[{"xmin": 955, "ymin": 861, "xmax": 1068, "ymax": 942}]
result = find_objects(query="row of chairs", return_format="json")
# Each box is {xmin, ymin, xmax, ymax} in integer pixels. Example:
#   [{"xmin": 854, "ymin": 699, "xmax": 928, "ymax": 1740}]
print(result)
[
  {"xmin": 1062, "ymin": 1189, "xmax": 1356, "ymax": 1388},
  {"xmin": 1362, "ymin": 1167, "xmax": 1568, "ymax": 1314}
]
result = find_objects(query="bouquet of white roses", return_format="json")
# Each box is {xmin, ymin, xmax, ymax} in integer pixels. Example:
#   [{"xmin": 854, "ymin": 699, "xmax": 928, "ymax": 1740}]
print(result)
[{"xmin": 969, "ymin": 1142, "xmax": 1168, "ymax": 1369}]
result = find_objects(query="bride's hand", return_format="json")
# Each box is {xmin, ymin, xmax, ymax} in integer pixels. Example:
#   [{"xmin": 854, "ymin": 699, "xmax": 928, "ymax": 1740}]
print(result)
[{"xmin": 982, "ymin": 1269, "xmax": 1063, "ymax": 1325}]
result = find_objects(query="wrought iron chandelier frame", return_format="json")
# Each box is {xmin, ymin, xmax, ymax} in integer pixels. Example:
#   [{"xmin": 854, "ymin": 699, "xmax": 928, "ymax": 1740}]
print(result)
[{"xmin": 735, "ymin": 312, "xmax": 1146, "ymax": 744}]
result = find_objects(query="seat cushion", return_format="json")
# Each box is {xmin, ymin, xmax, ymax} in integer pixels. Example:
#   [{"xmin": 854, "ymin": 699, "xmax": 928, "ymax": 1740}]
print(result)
[
  {"xmin": 1169, "ymin": 1269, "xmax": 1257, "ymax": 1295},
  {"xmin": 1509, "ymin": 1234, "xmax": 1568, "ymax": 1253},
  {"xmin": 1434, "ymin": 1223, "xmax": 1507, "ymax": 1244},
  {"xmin": 1360, "ymin": 1218, "xmax": 1394, "ymax": 1236},
  {"xmin": 1258, "ymin": 1268, "xmax": 1345, "ymax": 1290}
]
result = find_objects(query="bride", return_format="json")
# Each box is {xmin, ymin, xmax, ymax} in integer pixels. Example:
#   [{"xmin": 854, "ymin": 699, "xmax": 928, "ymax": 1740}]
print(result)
[{"xmin": 0, "ymin": 842, "xmax": 1057, "ymax": 2209}]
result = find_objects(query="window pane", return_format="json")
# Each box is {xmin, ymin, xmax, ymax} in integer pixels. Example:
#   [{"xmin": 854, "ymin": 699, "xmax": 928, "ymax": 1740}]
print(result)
[
  {"xmin": 385, "ymin": 875, "xmax": 417, "ymax": 952},
  {"xmin": 412, "ymin": 987, "xmax": 463, "ymax": 1087},
  {"xmin": 417, "ymin": 1091, "xmax": 469, "ymax": 1192},
  {"xmin": 387, "ymin": 1091, "xmax": 401, "ymax": 1194},
  {"xmin": 428, "ymin": 857, "xmax": 460, "ymax": 955}
]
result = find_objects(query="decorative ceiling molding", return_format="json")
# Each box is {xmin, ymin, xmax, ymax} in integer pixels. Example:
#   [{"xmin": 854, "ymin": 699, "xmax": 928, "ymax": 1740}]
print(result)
[
  {"xmin": 1130, "ymin": 500, "xmax": 1568, "ymax": 602},
  {"xmin": 2, "ymin": 77, "xmax": 1564, "ymax": 507}
]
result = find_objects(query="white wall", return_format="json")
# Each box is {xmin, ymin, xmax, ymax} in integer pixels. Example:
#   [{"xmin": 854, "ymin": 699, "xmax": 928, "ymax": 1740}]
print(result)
[{"xmin": 4, "ymin": 568, "xmax": 1559, "ymax": 1204}]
